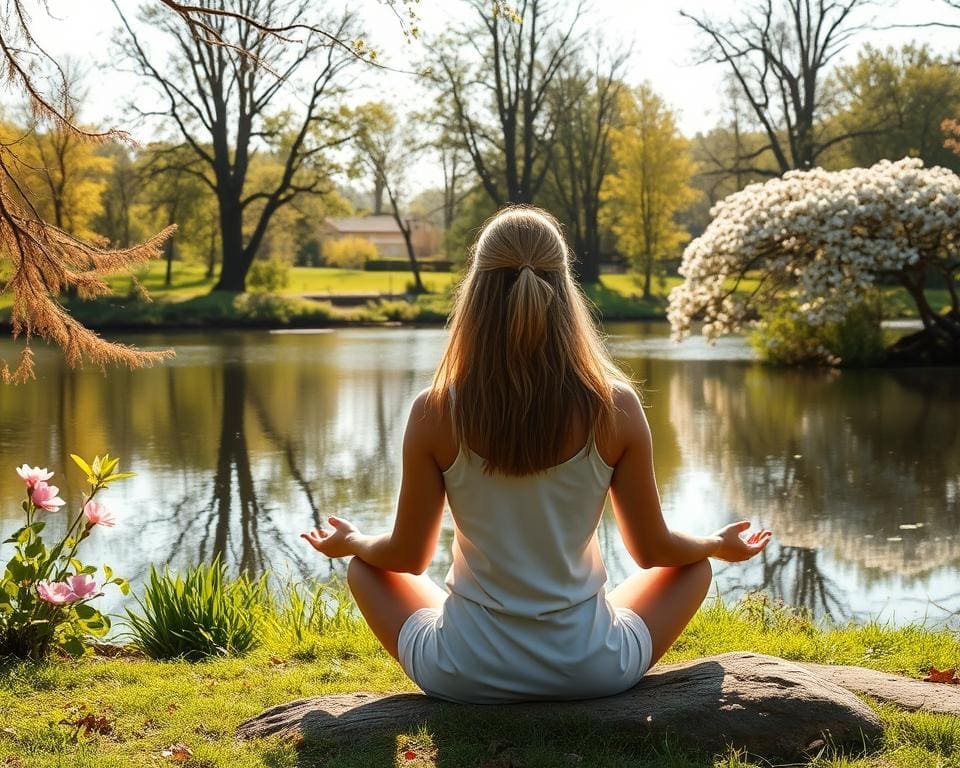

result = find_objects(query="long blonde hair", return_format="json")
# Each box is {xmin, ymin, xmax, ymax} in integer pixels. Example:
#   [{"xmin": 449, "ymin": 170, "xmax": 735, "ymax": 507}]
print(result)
[{"xmin": 429, "ymin": 205, "xmax": 631, "ymax": 476}]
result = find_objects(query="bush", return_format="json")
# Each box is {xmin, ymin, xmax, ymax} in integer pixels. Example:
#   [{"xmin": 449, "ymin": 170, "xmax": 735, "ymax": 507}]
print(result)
[
  {"xmin": 124, "ymin": 557, "xmax": 267, "ymax": 660},
  {"xmin": 247, "ymin": 258, "xmax": 290, "ymax": 293},
  {"xmin": 0, "ymin": 454, "xmax": 132, "ymax": 659},
  {"xmin": 751, "ymin": 299, "xmax": 885, "ymax": 366},
  {"xmin": 323, "ymin": 236, "xmax": 378, "ymax": 269}
]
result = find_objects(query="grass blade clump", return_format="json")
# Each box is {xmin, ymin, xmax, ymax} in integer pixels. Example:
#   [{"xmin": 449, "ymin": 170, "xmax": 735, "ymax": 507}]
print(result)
[{"xmin": 124, "ymin": 557, "xmax": 266, "ymax": 660}]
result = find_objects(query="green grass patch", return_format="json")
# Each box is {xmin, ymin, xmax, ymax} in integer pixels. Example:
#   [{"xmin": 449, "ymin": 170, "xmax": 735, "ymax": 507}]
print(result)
[
  {"xmin": 0, "ymin": 261, "xmax": 954, "ymax": 330},
  {"xmin": 0, "ymin": 590, "xmax": 957, "ymax": 767}
]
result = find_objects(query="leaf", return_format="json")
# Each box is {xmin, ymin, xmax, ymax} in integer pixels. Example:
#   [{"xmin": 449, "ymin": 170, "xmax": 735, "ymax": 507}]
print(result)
[
  {"xmin": 103, "ymin": 564, "xmax": 113, "ymax": 581},
  {"xmin": 70, "ymin": 454, "xmax": 93, "ymax": 478},
  {"xmin": 923, "ymin": 667, "xmax": 959, "ymax": 684},
  {"xmin": 160, "ymin": 742, "xmax": 193, "ymax": 761},
  {"xmin": 59, "ymin": 712, "xmax": 114, "ymax": 736},
  {"xmin": 91, "ymin": 455, "xmax": 102, "ymax": 478}
]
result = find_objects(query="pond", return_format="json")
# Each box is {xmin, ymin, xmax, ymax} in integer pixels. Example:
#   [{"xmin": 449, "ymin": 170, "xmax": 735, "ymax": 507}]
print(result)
[{"xmin": 1, "ymin": 323, "xmax": 958, "ymax": 631}]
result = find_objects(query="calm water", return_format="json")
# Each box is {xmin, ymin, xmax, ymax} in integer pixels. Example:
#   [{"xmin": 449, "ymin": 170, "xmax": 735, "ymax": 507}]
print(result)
[{"xmin": 1, "ymin": 323, "xmax": 958, "ymax": 630}]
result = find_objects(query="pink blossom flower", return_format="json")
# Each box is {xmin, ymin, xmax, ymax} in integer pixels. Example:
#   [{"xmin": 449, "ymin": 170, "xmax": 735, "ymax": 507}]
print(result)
[
  {"xmin": 35, "ymin": 575, "xmax": 100, "ymax": 605},
  {"xmin": 31, "ymin": 482, "xmax": 65, "ymax": 512},
  {"xmin": 83, "ymin": 500, "xmax": 116, "ymax": 528},
  {"xmin": 15, "ymin": 464, "xmax": 54, "ymax": 489},
  {"xmin": 36, "ymin": 580, "xmax": 78, "ymax": 605},
  {"xmin": 65, "ymin": 574, "xmax": 98, "ymax": 601}
]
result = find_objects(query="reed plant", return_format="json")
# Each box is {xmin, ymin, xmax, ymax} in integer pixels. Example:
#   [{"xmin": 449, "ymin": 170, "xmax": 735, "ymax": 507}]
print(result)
[{"xmin": 124, "ymin": 557, "xmax": 267, "ymax": 660}]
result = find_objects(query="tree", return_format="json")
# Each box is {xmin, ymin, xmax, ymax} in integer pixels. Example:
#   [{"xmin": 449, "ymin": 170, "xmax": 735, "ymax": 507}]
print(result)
[
  {"xmin": 19, "ymin": 69, "xmax": 110, "ymax": 241},
  {"xmin": 354, "ymin": 102, "xmax": 426, "ymax": 293},
  {"xmin": 95, "ymin": 142, "xmax": 142, "ymax": 248},
  {"xmin": 138, "ymin": 144, "xmax": 212, "ymax": 287},
  {"xmin": 115, "ymin": 0, "xmax": 361, "ymax": 292},
  {"xmin": 668, "ymin": 158, "xmax": 960, "ymax": 365},
  {"xmin": 544, "ymin": 45, "xmax": 627, "ymax": 284},
  {"xmin": 601, "ymin": 85, "xmax": 699, "ymax": 299},
  {"xmin": 431, "ymin": 0, "xmax": 584, "ymax": 207},
  {"xmin": 0, "ymin": 9, "xmax": 174, "ymax": 383},
  {"xmin": 834, "ymin": 44, "xmax": 960, "ymax": 172},
  {"xmin": 681, "ymin": 0, "xmax": 873, "ymax": 175}
]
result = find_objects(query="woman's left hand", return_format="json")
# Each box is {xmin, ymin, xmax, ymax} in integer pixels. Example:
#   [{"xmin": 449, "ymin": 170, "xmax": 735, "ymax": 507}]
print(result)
[{"xmin": 301, "ymin": 516, "xmax": 360, "ymax": 559}]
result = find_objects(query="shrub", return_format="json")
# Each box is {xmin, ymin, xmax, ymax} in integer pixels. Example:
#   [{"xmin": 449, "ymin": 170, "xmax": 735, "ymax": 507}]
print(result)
[
  {"xmin": 124, "ymin": 557, "xmax": 267, "ymax": 660},
  {"xmin": 0, "ymin": 455, "xmax": 132, "ymax": 659},
  {"xmin": 750, "ymin": 299, "xmax": 885, "ymax": 366},
  {"xmin": 247, "ymin": 258, "xmax": 290, "ymax": 293},
  {"xmin": 323, "ymin": 236, "xmax": 378, "ymax": 269}
]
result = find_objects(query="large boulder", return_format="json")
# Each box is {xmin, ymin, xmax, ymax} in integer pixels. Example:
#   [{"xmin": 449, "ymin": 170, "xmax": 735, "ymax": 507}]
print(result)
[{"xmin": 237, "ymin": 652, "xmax": 884, "ymax": 760}]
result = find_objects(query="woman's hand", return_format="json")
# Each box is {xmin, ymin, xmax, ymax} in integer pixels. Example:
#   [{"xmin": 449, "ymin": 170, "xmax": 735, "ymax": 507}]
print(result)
[
  {"xmin": 711, "ymin": 521, "xmax": 772, "ymax": 562},
  {"xmin": 301, "ymin": 516, "xmax": 360, "ymax": 559}
]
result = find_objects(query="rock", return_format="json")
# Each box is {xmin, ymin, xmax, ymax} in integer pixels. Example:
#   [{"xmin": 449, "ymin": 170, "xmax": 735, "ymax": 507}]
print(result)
[
  {"xmin": 800, "ymin": 663, "xmax": 960, "ymax": 715},
  {"xmin": 236, "ymin": 652, "xmax": 883, "ymax": 760}
]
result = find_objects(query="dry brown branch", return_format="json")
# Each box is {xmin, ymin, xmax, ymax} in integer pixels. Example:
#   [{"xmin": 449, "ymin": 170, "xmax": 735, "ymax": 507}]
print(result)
[{"xmin": 0, "ymin": 1, "xmax": 176, "ymax": 383}]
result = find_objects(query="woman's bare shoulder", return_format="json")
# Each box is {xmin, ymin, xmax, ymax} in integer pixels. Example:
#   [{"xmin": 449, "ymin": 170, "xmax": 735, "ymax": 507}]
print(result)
[
  {"xmin": 599, "ymin": 381, "xmax": 650, "ymax": 467},
  {"xmin": 408, "ymin": 387, "xmax": 458, "ymax": 469}
]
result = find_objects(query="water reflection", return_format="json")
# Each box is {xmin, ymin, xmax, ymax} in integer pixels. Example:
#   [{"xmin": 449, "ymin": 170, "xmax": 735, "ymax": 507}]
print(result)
[{"xmin": 0, "ymin": 325, "xmax": 957, "ymax": 628}]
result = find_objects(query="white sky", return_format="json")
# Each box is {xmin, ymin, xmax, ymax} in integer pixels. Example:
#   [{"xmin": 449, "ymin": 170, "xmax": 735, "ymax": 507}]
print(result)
[{"xmin": 18, "ymin": 0, "xmax": 960, "ymax": 189}]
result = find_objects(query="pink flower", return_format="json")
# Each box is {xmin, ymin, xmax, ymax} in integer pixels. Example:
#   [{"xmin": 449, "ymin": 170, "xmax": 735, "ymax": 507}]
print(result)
[
  {"xmin": 83, "ymin": 501, "xmax": 116, "ymax": 528},
  {"xmin": 35, "ymin": 575, "xmax": 100, "ymax": 605},
  {"xmin": 16, "ymin": 464, "xmax": 54, "ymax": 489},
  {"xmin": 36, "ymin": 580, "xmax": 78, "ymax": 605},
  {"xmin": 31, "ymin": 482, "xmax": 65, "ymax": 512},
  {"xmin": 65, "ymin": 574, "xmax": 98, "ymax": 601}
]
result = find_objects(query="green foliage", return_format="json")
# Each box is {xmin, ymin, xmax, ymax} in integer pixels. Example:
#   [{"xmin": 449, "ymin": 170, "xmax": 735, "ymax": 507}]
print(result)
[
  {"xmin": 0, "ymin": 455, "xmax": 132, "ymax": 660},
  {"xmin": 323, "ymin": 236, "xmax": 379, "ymax": 269},
  {"xmin": 124, "ymin": 557, "xmax": 267, "ymax": 660},
  {"xmin": 751, "ymin": 299, "xmax": 885, "ymax": 367},
  {"xmin": 247, "ymin": 258, "xmax": 290, "ymax": 293},
  {"xmin": 833, "ymin": 44, "xmax": 960, "ymax": 172}
]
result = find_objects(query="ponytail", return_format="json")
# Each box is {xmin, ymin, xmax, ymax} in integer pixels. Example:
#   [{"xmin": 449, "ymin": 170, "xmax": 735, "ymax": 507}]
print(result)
[{"xmin": 508, "ymin": 266, "xmax": 554, "ymax": 359}]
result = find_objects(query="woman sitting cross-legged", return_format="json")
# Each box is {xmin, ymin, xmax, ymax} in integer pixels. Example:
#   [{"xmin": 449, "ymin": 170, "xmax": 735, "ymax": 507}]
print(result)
[{"xmin": 302, "ymin": 205, "xmax": 772, "ymax": 704}]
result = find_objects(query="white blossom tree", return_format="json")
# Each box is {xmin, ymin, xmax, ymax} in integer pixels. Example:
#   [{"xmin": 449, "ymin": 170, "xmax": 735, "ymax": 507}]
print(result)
[{"xmin": 668, "ymin": 158, "xmax": 960, "ymax": 364}]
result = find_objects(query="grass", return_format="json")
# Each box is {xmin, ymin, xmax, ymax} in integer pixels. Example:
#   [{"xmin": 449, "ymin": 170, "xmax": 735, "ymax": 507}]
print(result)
[
  {"xmin": 0, "ymin": 260, "xmax": 953, "ymax": 330},
  {"xmin": 0, "ymin": 589, "xmax": 957, "ymax": 768}
]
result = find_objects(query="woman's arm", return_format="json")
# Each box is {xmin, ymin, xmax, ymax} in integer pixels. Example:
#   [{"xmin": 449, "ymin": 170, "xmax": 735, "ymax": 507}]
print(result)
[
  {"xmin": 608, "ymin": 385, "xmax": 771, "ymax": 568},
  {"xmin": 301, "ymin": 389, "xmax": 446, "ymax": 574}
]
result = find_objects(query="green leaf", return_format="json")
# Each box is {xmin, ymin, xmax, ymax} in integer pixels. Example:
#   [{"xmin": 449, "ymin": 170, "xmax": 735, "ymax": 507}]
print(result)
[
  {"xmin": 116, "ymin": 579, "xmax": 130, "ymax": 596},
  {"xmin": 91, "ymin": 455, "xmax": 102, "ymax": 478},
  {"xmin": 70, "ymin": 454, "xmax": 93, "ymax": 477},
  {"xmin": 74, "ymin": 603, "xmax": 97, "ymax": 620},
  {"xmin": 100, "ymin": 472, "xmax": 135, "ymax": 486},
  {"xmin": 103, "ymin": 564, "xmax": 113, "ymax": 581}
]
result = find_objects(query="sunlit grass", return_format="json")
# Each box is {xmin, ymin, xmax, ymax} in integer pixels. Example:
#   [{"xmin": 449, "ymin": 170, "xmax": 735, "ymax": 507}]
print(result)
[{"xmin": 0, "ymin": 587, "xmax": 957, "ymax": 768}]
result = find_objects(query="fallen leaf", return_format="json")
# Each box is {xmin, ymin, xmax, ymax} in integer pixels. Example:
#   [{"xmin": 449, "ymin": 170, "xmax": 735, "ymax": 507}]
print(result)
[
  {"xmin": 0, "ymin": 727, "xmax": 15, "ymax": 738},
  {"xmin": 404, "ymin": 750, "xmax": 417, "ymax": 760},
  {"xmin": 166, "ymin": 703, "xmax": 180, "ymax": 713},
  {"xmin": 160, "ymin": 742, "xmax": 193, "ymax": 761},
  {"xmin": 923, "ymin": 667, "xmax": 959, "ymax": 683},
  {"xmin": 59, "ymin": 712, "xmax": 114, "ymax": 737},
  {"xmin": 269, "ymin": 656, "xmax": 287, "ymax": 666}
]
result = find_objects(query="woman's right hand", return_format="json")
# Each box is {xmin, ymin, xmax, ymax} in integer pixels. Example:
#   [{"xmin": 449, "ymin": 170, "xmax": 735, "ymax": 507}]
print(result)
[{"xmin": 711, "ymin": 521, "xmax": 772, "ymax": 562}]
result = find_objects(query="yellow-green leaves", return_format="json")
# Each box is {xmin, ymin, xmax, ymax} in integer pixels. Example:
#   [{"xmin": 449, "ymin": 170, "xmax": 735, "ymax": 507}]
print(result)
[{"xmin": 71, "ymin": 453, "xmax": 136, "ymax": 488}]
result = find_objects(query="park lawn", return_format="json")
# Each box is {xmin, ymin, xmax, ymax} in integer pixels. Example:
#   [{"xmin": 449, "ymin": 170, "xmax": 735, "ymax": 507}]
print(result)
[
  {"xmin": 1, "ymin": 594, "xmax": 958, "ymax": 768},
  {"xmin": 0, "ymin": 261, "xmax": 951, "ymax": 327}
]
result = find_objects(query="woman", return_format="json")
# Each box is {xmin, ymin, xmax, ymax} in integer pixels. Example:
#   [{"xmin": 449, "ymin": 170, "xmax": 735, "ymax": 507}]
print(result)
[{"xmin": 302, "ymin": 205, "xmax": 772, "ymax": 704}]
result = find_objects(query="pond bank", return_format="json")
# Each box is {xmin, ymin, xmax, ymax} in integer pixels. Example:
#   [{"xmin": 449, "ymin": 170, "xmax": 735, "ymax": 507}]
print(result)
[{"xmin": 1, "ymin": 594, "xmax": 957, "ymax": 768}]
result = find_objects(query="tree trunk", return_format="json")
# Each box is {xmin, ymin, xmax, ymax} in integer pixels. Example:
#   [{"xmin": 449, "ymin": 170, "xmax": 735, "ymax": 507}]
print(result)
[
  {"xmin": 643, "ymin": 250, "xmax": 653, "ymax": 299},
  {"xmin": 214, "ymin": 204, "xmax": 249, "ymax": 292},
  {"xmin": 400, "ymin": 220, "xmax": 425, "ymax": 294}
]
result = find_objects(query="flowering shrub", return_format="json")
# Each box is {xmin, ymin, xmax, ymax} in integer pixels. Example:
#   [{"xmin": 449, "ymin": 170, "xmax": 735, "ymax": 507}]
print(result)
[
  {"xmin": 668, "ymin": 158, "xmax": 960, "ymax": 362},
  {"xmin": 0, "ymin": 454, "xmax": 132, "ymax": 659}
]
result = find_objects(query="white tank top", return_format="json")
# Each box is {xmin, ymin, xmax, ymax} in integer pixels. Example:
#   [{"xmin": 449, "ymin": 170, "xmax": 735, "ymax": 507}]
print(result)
[{"xmin": 441, "ymin": 427, "xmax": 615, "ymax": 619}]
